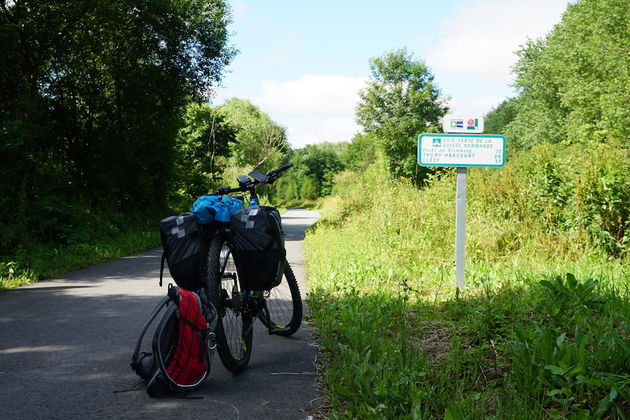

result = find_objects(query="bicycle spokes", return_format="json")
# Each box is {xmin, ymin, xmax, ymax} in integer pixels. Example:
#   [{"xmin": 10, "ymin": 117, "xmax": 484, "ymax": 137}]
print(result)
[{"xmin": 258, "ymin": 299, "xmax": 291, "ymax": 335}]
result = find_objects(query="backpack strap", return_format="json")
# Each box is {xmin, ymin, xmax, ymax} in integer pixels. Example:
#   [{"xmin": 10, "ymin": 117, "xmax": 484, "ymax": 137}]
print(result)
[
  {"xmin": 159, "ymin": 252, "xmax": 166, "ymax": 287},
  {"xmin": 131, "ymin": 295, "xmax": 170, "ymax": 374}
]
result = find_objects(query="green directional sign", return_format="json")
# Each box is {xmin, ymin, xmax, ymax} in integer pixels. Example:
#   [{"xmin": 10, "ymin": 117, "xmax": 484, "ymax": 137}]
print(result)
[{"xmin": 418, "ymin": 134, "xmax": 506, "ymax": 168}]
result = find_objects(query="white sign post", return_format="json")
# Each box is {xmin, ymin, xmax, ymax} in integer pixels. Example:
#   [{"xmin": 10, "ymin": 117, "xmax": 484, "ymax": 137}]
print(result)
[
  {"xmin": 455, "ymin": 167, "xmax": 467, "ymax": 289},
  {"xmin": 418, "ymin": 116, "xmax": 506, "ymax": 289}
]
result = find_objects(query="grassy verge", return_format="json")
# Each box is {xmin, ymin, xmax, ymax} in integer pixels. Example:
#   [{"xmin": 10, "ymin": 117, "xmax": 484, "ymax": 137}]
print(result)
[
  {"xmin": 304, "ymin": 155, "xmax": 629, "ymax": 418},
  {"xmin": 307, "ymin": 237, "xmax": 628, "ymax": 418},
  {"xmin": 0, "ymin": 227, "xmax": 159, "ymax": 292}
]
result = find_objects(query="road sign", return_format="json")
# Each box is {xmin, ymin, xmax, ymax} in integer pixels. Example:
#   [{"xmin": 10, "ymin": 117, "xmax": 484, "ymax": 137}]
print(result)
[
  {"xmin": 417, "ymin": 130, "xmax": 507, "ymax": 290},
  {"xmin": 442, "ymin": 114, "xmax": 484, "ymax": 133},
  {"xmin": 417, "ymin": 134, "xmax": 506, "ymax": 168}
]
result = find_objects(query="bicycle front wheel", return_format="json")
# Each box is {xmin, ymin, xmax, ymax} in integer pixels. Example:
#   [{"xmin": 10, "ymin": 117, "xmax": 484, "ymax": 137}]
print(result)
[
  {"xmin": 206, "ymin": 233, "xmax": 253, "ymax": 374},
  {"xmin": 260, "ymin": 261, "xmax": 302, "ymax": 337}
]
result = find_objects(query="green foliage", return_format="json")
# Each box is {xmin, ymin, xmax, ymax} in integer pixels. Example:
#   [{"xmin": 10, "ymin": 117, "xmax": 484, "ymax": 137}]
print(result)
[
  {"xmin": 507, "ymin": 275, "xmax": 629, "ymax": 417},
  {"xmin": 484, "ymin": 97, "xmax": 520, "ymax": 135},
  {"xmin": 305, "ymin": 159, "xmax": 629, "ymax": 418},
  {"xmin": 506, "ymin": 0, "xmax": 630, "ymax": 149},
  {"xmin": 273, "ymin": 143, "xmax": 346, "ymax": 204},
  {"xmin": 308, "ymin": 1, "xmax": 630, "ymax": 417},
  {"xmin": 171, "ymin": 103, "xmax": 236, "ymax": 208},
  {"xmin": 469, "ymin": 143, "xmax": 628, "ymax": 258},
  {"xmin": 0, "ymin": 0, "xmax": 235, "ymax": 256},
  {"xmin": 1, "ymin": 221, "xmax": 160, "ymax": 291},
  {"xmin": 300, "ymin": 177, "xmax": 319, "ymax": 201},
  {"xmin": 355, "ymin": 48, "xmax": 448, "ymax": 181},
  {"xmin": 341, "ymin": 133, "xmax": 377, "ymax": 171},
  {"xmin": 300, "ymin": 143, "xmax": 345, "ymax": 196},
  {"xmin": 219, "ymin": 98, "xmax": 289, "ymax": 172}
]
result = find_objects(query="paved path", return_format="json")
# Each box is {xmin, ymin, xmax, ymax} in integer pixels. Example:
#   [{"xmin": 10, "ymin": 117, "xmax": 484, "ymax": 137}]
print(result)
[{"xmin": 0, "ymin": 209, "xmax": 321, "ymax": 419}]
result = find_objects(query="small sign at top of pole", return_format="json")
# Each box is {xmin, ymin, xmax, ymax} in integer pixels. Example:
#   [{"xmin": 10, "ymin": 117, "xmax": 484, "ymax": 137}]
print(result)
[{"xmin": 442, "ymin": 114, "xmax": 484, "ymax": 134}]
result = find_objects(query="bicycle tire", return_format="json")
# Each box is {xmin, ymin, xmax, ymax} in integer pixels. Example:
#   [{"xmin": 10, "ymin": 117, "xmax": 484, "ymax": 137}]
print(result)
[
  {"xmin": 259, "ymin": 260, "xmax": 302, "ymax": 337},
  {"xmin": 206, "ymin": 233, "xmax": 253, "ymax": 374}
]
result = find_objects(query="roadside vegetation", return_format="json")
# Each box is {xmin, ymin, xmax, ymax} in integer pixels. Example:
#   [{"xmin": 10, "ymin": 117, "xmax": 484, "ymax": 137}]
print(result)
[
  {"xmin": 0, "ymin": 1, "xmax": 236, "ymax": 289},
  {"xmin": 0, "ymin": 2, "xmax": 341, "ymax": 290},
  {"xmin": 306, "ymin": 153, "xmax": 628, "ymax": 418},
  {"xmin": 0, "ymin": 222, "xmax": 159, "ymax": 292},
  {"xmin": 305, "ymin": 0, "xmax": 629, "ymax": 417}
]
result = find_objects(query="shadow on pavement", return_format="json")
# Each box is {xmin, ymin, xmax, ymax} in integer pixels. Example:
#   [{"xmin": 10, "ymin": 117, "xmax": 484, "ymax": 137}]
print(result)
[{"xmin": 0, "ymin": 208, "xmax": 322, "ymax": 419}]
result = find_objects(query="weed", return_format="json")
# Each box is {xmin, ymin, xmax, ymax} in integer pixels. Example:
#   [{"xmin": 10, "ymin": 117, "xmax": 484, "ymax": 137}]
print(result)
[{"xmin": 305, "ymin": 158, "xmax": 628, "ymax": 418}]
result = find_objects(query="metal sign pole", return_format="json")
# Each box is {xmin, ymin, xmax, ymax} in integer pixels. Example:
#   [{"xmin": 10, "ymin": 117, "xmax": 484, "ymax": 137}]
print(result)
[{"xmin": 455, "ymin": 167, "xmax": 467, "ymax": 289}]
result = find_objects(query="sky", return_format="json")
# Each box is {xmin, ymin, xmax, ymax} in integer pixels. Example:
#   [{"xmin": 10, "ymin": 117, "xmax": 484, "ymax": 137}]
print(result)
[{"xmin": 213, "ymin": 0, "xmax": 572, "ymax": 148}]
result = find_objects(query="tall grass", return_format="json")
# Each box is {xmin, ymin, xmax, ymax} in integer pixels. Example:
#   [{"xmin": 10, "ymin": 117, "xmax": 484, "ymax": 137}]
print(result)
[{"xmin": 305, "ymin": 147, "xmax": 628, "ymax": 418}]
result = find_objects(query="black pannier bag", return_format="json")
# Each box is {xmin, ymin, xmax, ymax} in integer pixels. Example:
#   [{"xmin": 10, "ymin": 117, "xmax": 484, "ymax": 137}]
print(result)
[
  {"xmin": 230, "ymin": 206, "xmax": 286, "ymax": 290},
  {"xmin": 159, "ymin": 213, "xmax": 204, "ymax": 290}
]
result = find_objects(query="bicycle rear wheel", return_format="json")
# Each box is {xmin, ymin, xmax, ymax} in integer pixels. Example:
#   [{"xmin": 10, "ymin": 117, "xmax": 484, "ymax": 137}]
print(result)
[
  {"xmin": 259, "ymin": 261, "xmax": 302, "ymax": 337},
  {"xmin": 206, "ymin": 233, "xmax": 253, "ymax": 374}
]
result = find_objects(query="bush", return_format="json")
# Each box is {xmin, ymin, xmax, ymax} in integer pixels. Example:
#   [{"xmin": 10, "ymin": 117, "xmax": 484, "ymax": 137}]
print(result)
[
  {"xmin": 305, "ymin": 151, "xmax": 628, "ymax": 418},
  {"xmin": 469, "ymin": 143, "xmax": 628, "ymax": 259}
]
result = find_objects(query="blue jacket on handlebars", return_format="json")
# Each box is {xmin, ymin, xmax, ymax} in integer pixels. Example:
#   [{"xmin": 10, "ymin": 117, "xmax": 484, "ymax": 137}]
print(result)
[{"xmin": 191, "ymin": 195, "xmax": 244, "ymax": 224}]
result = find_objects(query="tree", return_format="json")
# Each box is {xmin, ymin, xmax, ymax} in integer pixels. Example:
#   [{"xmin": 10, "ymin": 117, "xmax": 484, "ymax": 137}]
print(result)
[
  {"xmin": 173, "ymin": 103, "xmax": 236, "ymax": 204},
  {"xmin": 506, "ymin": 0, "xmax": 629, "ymax": 149},
  {"xmin": 219, "ymin": 98, "xmax": 289, "ymax": 171},
  {"xmin": 271, "ymin": 143, "xmax": 346, "ymax": 203},
  {"xmin": 300, "ymin": 144, "xmax": 345, "ymax": 196},
  {"xmin": 300, "ymin": 177, "xmax": 319, "ymax": 201},
  {"xmin": 355, "ymin": 48, "xmax": 447, "ymax": 181},
  {"xmin": 484, "ymin": 97, "xmax": 520, "ymax": 135},
  {"xmin": 341, "ymin": 133, "xmax": 377, "ymax": 171},
  {"xmin": 0, "ymin": 0, "xmax": 235, "ymax": 251}
]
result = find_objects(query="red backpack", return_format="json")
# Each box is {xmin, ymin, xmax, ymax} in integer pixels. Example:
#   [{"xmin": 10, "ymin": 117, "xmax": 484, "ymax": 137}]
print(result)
[{"xmin": 131, "ymin": 285, "xmax": 215, "ymax": 397}]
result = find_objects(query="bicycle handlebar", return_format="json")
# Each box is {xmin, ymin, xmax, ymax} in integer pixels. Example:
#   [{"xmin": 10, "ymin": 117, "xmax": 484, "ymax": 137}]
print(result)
[
  {"xmin": 216, "ymin": 185, "xmax": 240, "ymax": 195},
  {"xmin": 267, "ymin": 162, "xmax": 293, "ymax": 176},
  {"xmin": 213, "ymin": 162, "xmax": 294, "ymax": 196}
]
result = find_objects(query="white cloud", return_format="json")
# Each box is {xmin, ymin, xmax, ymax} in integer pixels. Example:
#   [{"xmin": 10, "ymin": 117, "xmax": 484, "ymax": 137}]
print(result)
[
  {"xmin": 424, "ymin": 0, "xmax": 571, "ymax": 114},
  {"xmin": 216, "ymin": 0, "xmax": 574, "ymax": 146},
  {"xmin": 214, "ymin": 74, "xmax": 366, "ymax": 147},
  {"xmin": 253, "ymin": 74, "xmax": 367, "ymax": 117},
  {"xmin": 426, "ymin": 0, "xmax": 569, "ymax": 83},
  {"xmin": 216, "ymin": 74, "xmax": 367, "ymax": 147},
  {"xmin": 232, "ymin": 1, "xmax": 249, "ymax": 20},
  {"xmin": 286, "ymin": 117, "xmax": 361, "ymax": 147},
  {"xmin": 448, "ymin": 93, "xmax": 505, "ymax": 115}
]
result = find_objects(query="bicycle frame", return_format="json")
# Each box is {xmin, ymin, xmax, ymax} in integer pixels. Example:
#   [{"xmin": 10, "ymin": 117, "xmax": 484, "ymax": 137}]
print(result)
[
  {"xmin": 205, "ymin": 162, "xmax": 302, "ymax": 374},
  {"xmin": 215, "ymin": 166, "xmax": 296, "ymax": 321}
]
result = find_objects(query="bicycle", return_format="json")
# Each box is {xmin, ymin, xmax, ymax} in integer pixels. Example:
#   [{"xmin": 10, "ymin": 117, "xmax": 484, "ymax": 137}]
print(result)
[{"xmin": 202, "ymin": 163, "xmax": 302, "ymax": 374}]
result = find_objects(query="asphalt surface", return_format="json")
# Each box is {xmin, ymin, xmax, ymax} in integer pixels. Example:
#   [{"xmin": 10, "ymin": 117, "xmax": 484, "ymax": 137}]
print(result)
[{"xmin": 0, "ymin": 208, "xmax": 321, "ymax": 419}]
